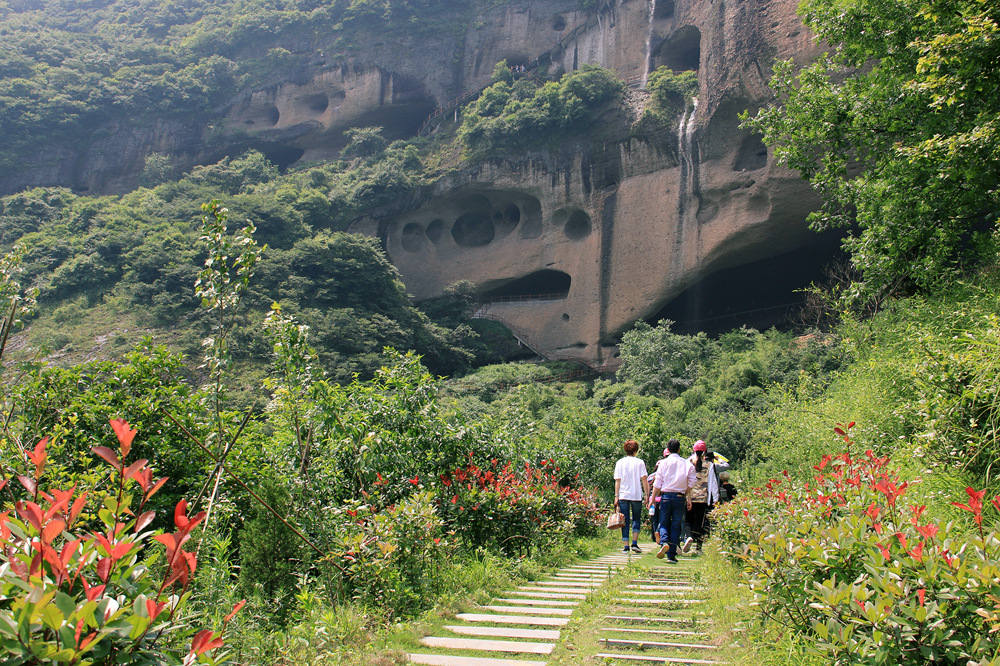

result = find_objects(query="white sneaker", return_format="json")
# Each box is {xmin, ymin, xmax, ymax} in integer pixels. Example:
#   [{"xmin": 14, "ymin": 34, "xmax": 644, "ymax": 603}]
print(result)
[{"xmin": 681, "ymin": 537, "xmax": 694, "ymax": 553}]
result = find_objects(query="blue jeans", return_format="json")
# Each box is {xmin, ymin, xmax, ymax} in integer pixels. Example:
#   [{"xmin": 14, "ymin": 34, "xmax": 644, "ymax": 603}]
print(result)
[
  {"xmin": 658, "ymin": 493, "xmax": 686, "ymax": 559},
  {"xmin": 619, "ymin": 500, "xmax": 643, "ymax": 542}
]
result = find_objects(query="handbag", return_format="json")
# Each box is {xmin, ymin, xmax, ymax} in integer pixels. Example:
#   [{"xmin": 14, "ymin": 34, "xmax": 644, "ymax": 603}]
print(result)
[{"xmin": 606, "ymin": 507, "xmax": 625, "ymax": 530}]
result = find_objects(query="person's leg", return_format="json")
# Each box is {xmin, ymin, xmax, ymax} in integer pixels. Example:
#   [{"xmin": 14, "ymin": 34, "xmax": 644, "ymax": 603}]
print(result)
[
  {"xmin": 628, "ymin": 500, "xmax": 642, "ymax": 547},
  {"xmin": 651, "ymin": 503, "xmax": 659, "ymax": 543},
  {"xmin": 619, "ymin": 501, "xmax": 632, "ymax": 547},
  {"xmin": 666, "ymin": 496, "xmax": 684, "ymax": 560},
  {"xmin": 690, "ymin": 503, "xmax": 707, "ymax": 549}
]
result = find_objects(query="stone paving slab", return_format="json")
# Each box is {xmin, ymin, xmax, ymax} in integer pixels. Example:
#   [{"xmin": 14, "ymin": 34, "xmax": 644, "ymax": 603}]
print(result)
[
  {"xmin": 456, "ymin": 613, "xmax": 569, "ymax": 627},
  {"xmin": 482, "ymin": 605, "xmax": 574, "ymax": 616},
  {"xmin": 624, "ymin": 589, "xmax": 693, "ymax": 597},
  {"xmin": 604, "ymin": 615, "xmax": 705, "ymax": 624},
  {"xmin": 600, "ymin": 638, "xmax": 716, "ymax": 650},
  {"xmin": 444, "ymin": 625, "xmax": 561, "ymax": 640},
  {"xmin": 602, "ymin": 627, "xmax": 708, "ymax": 638},
  {"xmin": 628, "ymin": 584, "xmax": 696, "ymax": 591},
  {"xmin": 534, "ymin": 581, "xmax": 601, "ymax": 587},
  {"xmin": 409, "ymin": 654, "xmax": 548, "ymax": 666},
  {"xmin": 421, "ymin": 636, "xmax": 554, "ymax": 654},
  {"xmin": 595, "ymin": 654, "xmax": 727, "ymax": 665},
  {"xmin": 618, "ymin": 597, "xmax": 705, "ymax": 605},
  {"xmin": 506, "ymin": 590, "xmax": 586, "ymax": 599},
  {"xmin": 552, "ymin": 573, "xmax": 608, "ymax": 578},
  {"xmin": 518, "ymin": 586, "xmax": 595, "ymax": 594},
  {"xmin": 494, "ymin": 598, "xmax": 579, "ymax": 606}
]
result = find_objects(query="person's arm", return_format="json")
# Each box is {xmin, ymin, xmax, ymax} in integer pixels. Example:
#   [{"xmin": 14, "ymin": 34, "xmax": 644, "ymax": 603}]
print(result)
[
  {"xmin": 614, "ymin": 478, "xmax": 621, "ymax": 506},
  {"xmin": 641, "ymin": 474, "xmax": 649, "ymax": 504}
]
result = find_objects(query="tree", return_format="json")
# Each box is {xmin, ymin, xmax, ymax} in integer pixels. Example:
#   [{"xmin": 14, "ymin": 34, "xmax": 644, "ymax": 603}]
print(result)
[{"xmin": 743, "ymin": 0, "xmax": 1000, "ymax": 296}]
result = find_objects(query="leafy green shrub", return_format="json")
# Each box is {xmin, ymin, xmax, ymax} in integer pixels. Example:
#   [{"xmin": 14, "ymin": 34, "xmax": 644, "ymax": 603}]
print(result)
[
  {"xmin": 0, "ymin": 420, "xmax": 244, "ymax": 665},
  {"xmin": 458, "ymin": 65, "xmax": 624, "ymax": 156},
  {"xmin": 714, "ymin": 423, "xmax": 1000, "ymax": 665}
]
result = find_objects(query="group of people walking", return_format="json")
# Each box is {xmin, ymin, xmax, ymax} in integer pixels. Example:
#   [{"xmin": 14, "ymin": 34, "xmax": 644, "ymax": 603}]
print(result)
[{"xmin": 613, "ymin": 438, "xmax": 736, "ymax": 563}]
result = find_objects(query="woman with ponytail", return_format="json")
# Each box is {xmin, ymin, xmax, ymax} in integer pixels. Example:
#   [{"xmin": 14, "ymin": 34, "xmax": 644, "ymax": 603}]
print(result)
[{"xmin": 683, "ymin": 439, "xmax": 711, "ymax": 553}]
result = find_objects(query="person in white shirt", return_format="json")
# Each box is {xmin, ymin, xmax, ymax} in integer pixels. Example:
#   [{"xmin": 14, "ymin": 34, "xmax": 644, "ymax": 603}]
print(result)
[
  {"xmin": 650, "ymin": 438, "xmax": 697, "ymax": 562},
  {"xmin": 613, "ymin": 439, "xmax": 649, "ymax": 554}
]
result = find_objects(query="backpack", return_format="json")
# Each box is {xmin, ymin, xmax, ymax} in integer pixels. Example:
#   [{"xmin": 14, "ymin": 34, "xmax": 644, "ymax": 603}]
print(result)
[{"xmin": 714, "ymin": 464, "xmax": 730, "ymax": 502}]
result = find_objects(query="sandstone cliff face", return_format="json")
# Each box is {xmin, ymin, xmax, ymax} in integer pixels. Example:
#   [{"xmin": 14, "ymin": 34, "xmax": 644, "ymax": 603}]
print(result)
[
  {"xmin": 7, "ymin": 0, "xmax": 827, "ymax": 365},
  {"xmin": 380, "ymin": 0, "xmax": 825, "ymax": 366}
]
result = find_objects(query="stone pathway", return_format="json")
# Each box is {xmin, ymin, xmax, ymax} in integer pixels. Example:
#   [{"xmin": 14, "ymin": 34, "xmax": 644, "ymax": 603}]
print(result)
[{"xmin": 407, "ymin": 549, "xmax": 729, "ymax": 665}]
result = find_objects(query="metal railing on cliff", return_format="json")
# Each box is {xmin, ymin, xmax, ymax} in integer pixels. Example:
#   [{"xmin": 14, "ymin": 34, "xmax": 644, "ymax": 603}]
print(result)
[{"xmin": 418, "ymin": 1, "xmax": 633, "ymax": 136}]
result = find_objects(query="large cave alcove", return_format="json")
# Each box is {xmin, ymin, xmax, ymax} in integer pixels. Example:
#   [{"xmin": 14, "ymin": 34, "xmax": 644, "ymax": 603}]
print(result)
[
  {"xmin": 653, "ymin": 26, "xmax": 701, "ymax": 72},
  {"xmin": 651, "ymin": 232, "xmax": 846, "ymax": 336},
  {"xmin": 482, "ymin": 270, "xmax": 571, "ymax": 302}
]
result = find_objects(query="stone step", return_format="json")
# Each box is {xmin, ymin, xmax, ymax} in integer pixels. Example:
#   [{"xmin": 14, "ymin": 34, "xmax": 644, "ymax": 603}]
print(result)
[
  {"xmin": 494, "ymin": 598, "xmax": 579, "ymax": 606},
  {"xmin": 421, "ymin": 636, "xmax": 554, "ymax": 654},
  {"xmin": 552, "ymin": 574, "xmax": 608, "ymax": 579},
  {"xmin": 444, "ymin": 625, "xmax": 561, "ymax": 640},
  {"xmin": 481, "ymin": 605, "xmax": 574, "ymax": 616},
  {"xmin": 595, "ymin": 654, "xmax": 727, "ymax": 665},
  {"xmin": 622, "ymin": 589, "xmax": 692, "ymax": 597},
  {"xmin": 508, "ymin": 590, "xmax": 586, "ymax": 599},
  {"xmin": 518, "ymin": 586, "xmax": 593, "ymax": 595},
  {"xmin": 604, "ymin": 616, "xmax": 707, "ymax": 625},
  {"xmin": 409, "ymin": 654, "xmax": 548, "ymax": 666},
  {"xmin": 616, "ymin": 597, "xmax": 705, "ymax": 605},
  {"xmin": 600, "ymin": 638, "xmax": 716, "ymax": 650},
  {"xmin": 628, "ymin": 585, "xmax": 696, "ymax": 591},
  {"xmin": 456, "ymin": 613, "xmax": 569, "ymax": 627},
  {"xmin": 534, "ymin": 581, "xmax": 602, "ymax": 587},
  {"xmin": 601, "ymin": 627, "xmax": 708, "ymax": 638}
]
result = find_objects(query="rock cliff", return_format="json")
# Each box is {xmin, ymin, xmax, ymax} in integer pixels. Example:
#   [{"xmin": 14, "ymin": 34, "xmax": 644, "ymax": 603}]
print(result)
[{"xmin": 9, "ymin": 0, "xmax": 831, "ymax": 365}]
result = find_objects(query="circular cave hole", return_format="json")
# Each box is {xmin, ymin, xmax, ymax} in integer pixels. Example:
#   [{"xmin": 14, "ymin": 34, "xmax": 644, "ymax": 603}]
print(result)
[
  {"xmin": 483, "ymin": 270, "xmax": 572, "ymax": 302},
  {"xmin": 401, "ymin": 223, "xmax": 426, "ymax": 253},
  {"xmin": 563, "ymin": 209, "xmax": 593, "ymax": 240},
  {"xmin": 494, "ymin": 203, "xmax": 521, "ymax": 236},
  {"xmin": 426, "ymin": 218, "xmax": 445, "ymax": 243},
  {"xmin": 301, "ymin": 93, "xmax": 329, "ymax": 115},
  {"xmin": 452, "ymin": 211, "xmax": 496, "ymax": 247},
  {"xmin": 552, "ymin": 17, "xmax": 567, "ymax": 31},
  {"xmin": 247, "ymin": 105, "xmax": 280, "ymax": 127}
]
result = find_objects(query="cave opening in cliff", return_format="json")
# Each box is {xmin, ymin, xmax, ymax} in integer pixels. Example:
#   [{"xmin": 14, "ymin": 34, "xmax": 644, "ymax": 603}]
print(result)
[
  {"xmin": 651, "ymin": 232, "xmax": 846, "ymax": 336},
  {"xmin": 654, "ymin": 26, "xmax": 701, "ymax": 72},
  {"xmin": 482, "ymin": 270, "xmax": 571, "ymax": 302},
  {"xmin": 653, "ymin": 0, "xmax": 675, "ymax": 19}
]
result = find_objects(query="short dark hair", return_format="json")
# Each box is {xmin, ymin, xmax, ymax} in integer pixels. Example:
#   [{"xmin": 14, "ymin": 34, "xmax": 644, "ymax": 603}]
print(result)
[
  {"xmin": 666, "ymin": 438, "xmax": 680, "ymax": 454},
  {"xmin": 624, "ymin": 439, "xmax": 639, "ymax": 456}
]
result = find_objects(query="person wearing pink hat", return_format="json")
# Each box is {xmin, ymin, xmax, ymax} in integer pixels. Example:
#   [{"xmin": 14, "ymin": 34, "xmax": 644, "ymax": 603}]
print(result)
[{"xmin": 683, "ymin": 439, "xmax": 712, "ymax": 553}]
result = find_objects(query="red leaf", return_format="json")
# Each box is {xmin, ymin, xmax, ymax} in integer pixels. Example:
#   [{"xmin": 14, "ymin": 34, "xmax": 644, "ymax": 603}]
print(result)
[
  {"xmin": 96, "ymin": 557, "xmax": 112, "ymax": 582},
  {"xmin": 123, "ymin": 459, "xmax": 148, "ymax": 484},
  {"xmin": 27, "ymin": 437, "xmax": 48, "ymax": 480},
  {"xmin": 146, "ymin": 476, "xmax": 168, "ymax": 500},
  {"xmin": 190, "ymin": 629, "xmax": 223, "ymax": 656},
  {"xmin": 92, "ymin": 446, "xmax": 122, "ymax": 472},
  {"xmin": 224, "ymin": 599, "xmax": 246, "ymax": 624},
  {"xmin": 135, "ymin": 510, "xmax": 156, "ymax": 533},
  {"xmin": 833, "ymin": 427, "xmax": 846, "ymax": 437},
  {"xmin": 69, "ymin": 495, "xmax": 88, "ymax": 527},
  {"xmin": 16, "ymin": 501, "xmax": 44, "ymax": 531},
  {"xmin": 41, "ymin": 519, "xmax": 65, "ymax": 545},
  {"xmin": 109, "ymin": 419, "xmax": 137, "ymax": 458},
  {"xmin": 17, "ymin": 475, "xmax": 37, "ymax": 496},
  {"xmin": 847, "ymin": 421, "xmax": 856, "ymax": 429}
]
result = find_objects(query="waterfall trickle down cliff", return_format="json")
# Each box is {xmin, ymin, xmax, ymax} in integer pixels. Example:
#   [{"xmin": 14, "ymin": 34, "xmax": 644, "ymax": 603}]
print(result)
[
  {"xmin": 641, "ymin": 0, "xmax": 656, "ymax": 88},
  {"xmin": 677, "ymin": 97, "xmax": 699, "ymax": 225}
]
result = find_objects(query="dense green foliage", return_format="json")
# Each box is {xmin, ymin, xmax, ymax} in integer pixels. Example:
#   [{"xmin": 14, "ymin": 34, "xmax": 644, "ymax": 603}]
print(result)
[
  {"xmin": 0, "ymin": 0, "xmax": 474, "ymax": 172},
  {"xmin": 744, "ymin": 0, "xmax": 1000, "ymax": 296},
  {"xmin": 457, "ymin": 64, "xmax": 625, "ymax": 156},
  {"xmin": 0, "ymin": 145, "xmax": 492, "ymax": 382}
]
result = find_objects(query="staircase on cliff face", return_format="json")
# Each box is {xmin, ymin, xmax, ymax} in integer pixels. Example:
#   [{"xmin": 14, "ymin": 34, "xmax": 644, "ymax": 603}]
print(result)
[{"xmin": 407, "ymin": 549, "xmax": 728, "ymax": 665}]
